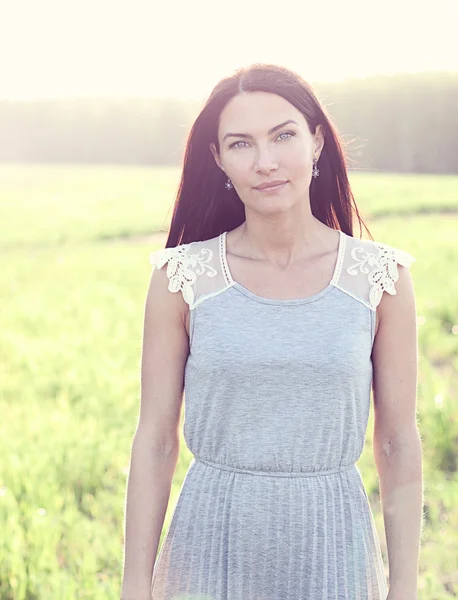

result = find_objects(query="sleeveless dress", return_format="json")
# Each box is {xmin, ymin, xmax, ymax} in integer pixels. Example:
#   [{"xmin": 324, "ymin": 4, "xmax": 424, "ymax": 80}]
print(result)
[{"xmin": 148, "ymin": 228, "xmax": 416, "ymax": 600}]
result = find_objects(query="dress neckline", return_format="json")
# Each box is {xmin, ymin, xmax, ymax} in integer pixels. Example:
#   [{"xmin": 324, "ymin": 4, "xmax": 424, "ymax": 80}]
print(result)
[{"xmin": 219, "ymin": 229, "xmax": 346, "ymax": 306}]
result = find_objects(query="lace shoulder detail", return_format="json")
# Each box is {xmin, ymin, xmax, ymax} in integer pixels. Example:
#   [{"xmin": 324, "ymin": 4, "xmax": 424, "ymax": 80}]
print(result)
[
  {"xmin": 149, "ymin": 236, "xmax": 229, "ymax": 309},
  {"xmin": 336, "ymin": 236, "xmax": 416, "ymax": 310}
]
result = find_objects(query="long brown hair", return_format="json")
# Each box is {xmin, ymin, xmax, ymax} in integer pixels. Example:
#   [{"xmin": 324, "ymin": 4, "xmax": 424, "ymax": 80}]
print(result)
[{"xmin": 164, "ymin": 63, "xmax": 372, "ymax": 247}]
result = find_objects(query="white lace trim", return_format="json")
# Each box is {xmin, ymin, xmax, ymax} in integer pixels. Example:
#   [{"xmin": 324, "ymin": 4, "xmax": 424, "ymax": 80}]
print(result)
[
  {"xmin": 150, "ymin": 237, "xmax": 415, "ymax": 311},
  {"xmin": 346, "ymin": 242, "xmax": 415, "ymax": 309},
  {"xmin": 150, "ymin": 243, "xmax": 217, "ymax": 307}
]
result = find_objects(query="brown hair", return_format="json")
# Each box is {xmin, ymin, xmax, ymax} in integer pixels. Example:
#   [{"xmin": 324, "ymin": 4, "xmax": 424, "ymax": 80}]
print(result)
[{"xmin": 164, "ymin": 63, "xmax": 371, "ymax": 247}]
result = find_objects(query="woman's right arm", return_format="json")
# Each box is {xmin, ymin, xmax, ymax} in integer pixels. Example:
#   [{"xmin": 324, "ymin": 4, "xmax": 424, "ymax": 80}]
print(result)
[{"xmin": 120, "ymin": 261, "xmax": 190, "ymax": 600}]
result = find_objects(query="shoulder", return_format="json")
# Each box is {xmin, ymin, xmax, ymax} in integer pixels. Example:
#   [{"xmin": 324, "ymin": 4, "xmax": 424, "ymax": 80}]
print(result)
[
  {"xmin": 337, "ymin": 233, "xmax": 416, "ymax": 310},
  {"xmin": 149, "ymin": 234, "xmax": 228, "ymax": 309}
]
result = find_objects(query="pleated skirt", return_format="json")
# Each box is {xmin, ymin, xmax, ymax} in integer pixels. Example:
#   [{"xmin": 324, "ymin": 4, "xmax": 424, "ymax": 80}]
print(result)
[{"xmin": 151, "ymin": 457, "xmax": 388, "ymax": 600}]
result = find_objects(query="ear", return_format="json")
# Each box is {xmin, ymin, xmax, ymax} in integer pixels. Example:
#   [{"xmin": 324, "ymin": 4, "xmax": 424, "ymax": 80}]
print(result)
[
  {"xmin": 314, "ymin": 124, "xmax": 325, "ymax": 157},
  {"xmin": 209, "ymin": 142, "xmax": 223, "ymax": 170}
]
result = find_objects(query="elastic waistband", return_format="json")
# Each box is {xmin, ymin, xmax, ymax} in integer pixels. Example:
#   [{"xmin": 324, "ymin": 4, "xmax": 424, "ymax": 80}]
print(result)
[{"xmin": 193, "ymin": 457, "xmax": 356, "ymax": 478}]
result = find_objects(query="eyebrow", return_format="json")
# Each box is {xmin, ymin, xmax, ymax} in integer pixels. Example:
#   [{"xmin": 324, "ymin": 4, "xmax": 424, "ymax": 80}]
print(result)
[{"xmin": 222, "ymin": 119, "xmax": 299, "ymax": 143}]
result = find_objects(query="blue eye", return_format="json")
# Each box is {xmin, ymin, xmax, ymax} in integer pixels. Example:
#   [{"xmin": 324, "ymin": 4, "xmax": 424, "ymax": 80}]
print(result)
[
  {"xmin": 229, "ymin": 130, "xmax": 296, "ymax": 149},
  {"xmin": 278, "ymin": 131, "xmax": 295, "ymax": 141}
]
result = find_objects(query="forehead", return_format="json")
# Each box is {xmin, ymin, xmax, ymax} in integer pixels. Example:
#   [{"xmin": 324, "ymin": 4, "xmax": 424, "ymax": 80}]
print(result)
[{"xmin": 218, "ymin": 91, "xmax": 306, "ymax": 135}]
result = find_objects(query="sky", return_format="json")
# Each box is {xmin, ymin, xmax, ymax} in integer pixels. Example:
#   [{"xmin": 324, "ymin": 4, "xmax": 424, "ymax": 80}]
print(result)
[{"xmin": 1, "ymin": 0, "xmax": 457, "ymax": 101}]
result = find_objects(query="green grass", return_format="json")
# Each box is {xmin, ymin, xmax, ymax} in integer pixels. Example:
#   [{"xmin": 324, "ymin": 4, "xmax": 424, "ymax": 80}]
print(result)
[
  {"xmin": 0, "ymin": 164, "xmax": 176, "ymax": 248},
  {"xmin": 1, "ymin": 165, "xmax": 457, "ymax": 598}
]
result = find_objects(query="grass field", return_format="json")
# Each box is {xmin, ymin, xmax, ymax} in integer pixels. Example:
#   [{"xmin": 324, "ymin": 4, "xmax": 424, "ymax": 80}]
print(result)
[{"xmin": 1, "ymin": 164, "xmax": 457, "ymax": 599}]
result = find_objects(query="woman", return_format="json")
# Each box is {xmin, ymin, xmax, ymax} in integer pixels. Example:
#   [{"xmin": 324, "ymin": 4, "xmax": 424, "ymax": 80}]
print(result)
[{"xmin": 121, "ymin": 64, "xmax": 423, "ymax": 600}]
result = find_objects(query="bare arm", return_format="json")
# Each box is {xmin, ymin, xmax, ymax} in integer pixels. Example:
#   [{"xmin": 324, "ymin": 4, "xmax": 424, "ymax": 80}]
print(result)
[
  {"xmin": 372, "ymin": 265, "xmax": 424, "ymax": 599},
  {"xmin": 121, "ymin": 262, "xmax": 189, "ymax": 600}
]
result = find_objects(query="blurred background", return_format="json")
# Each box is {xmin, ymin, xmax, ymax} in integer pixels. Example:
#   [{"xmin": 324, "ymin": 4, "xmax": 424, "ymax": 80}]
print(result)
[{"xmin": 1, "ymin": 0, "xmax": 457, "ymax": 598}]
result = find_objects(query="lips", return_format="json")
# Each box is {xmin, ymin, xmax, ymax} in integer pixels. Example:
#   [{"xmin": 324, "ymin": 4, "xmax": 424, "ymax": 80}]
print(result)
[{"xmin": 254, "ymin": 180, "xmax": 287, "ymax": 190}]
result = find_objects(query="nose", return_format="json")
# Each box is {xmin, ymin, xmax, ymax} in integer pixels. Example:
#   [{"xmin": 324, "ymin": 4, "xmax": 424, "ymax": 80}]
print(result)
[{"xmin": 254, "ymin": 145, "xmax": 279, "ymax": 174}]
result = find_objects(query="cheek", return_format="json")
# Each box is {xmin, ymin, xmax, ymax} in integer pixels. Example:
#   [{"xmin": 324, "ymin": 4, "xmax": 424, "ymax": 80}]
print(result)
[
  {"xmin": 282, "ymin": 139, "xmax": 311, "ymax": 172},
  {"xmin": 224, "ymin": 143, "xmax": 312, "ymax": 181},
  {"xmin": 287, "ymin": 153, "xmax": 311, "ymax": 179},
  {"xmin": 224, "ymin": 152, "xmax": 250, "ymax": 174}
]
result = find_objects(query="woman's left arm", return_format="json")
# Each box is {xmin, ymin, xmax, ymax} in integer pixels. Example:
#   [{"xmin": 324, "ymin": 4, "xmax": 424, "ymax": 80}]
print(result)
[{"xmin": 371, "ymin": 264, "xmax": 424, "ymax": 599}]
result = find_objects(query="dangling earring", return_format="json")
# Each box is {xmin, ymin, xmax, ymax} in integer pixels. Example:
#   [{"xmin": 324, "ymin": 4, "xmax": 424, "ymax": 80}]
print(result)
[
  {"xmin": 224, "ymin": 176, "xmax": 233, "ymax": 190},
  {"xmin": 312, "ymin": 157, "xmax": 320, "ymax": 178}
]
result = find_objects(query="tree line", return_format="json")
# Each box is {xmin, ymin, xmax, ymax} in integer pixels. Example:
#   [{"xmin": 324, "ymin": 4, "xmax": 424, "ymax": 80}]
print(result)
[{"xmin": 0, "ymin": 72, "xmax": 456, "ymax": 173}]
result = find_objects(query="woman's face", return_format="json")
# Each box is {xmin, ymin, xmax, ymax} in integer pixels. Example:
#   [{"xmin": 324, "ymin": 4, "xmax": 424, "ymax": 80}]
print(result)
[{"xmin": 210, "ymin": 91, "xmax": 324, "ymax": 215}]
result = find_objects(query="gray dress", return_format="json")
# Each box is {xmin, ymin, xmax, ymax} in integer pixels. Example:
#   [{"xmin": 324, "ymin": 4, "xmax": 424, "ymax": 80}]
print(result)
[{"xmin": 149, "ymin": 229, "xmax": 415, "ymax": 600}]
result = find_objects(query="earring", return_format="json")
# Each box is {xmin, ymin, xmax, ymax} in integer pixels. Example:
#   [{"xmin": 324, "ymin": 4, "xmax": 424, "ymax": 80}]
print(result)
[
  {"xmin": 312, "ymin": 157, "xmax": 320, "ymax": 178},
  {"xmin": 224, "ymin": 176, "xmax": 233, "ymax": 190}
]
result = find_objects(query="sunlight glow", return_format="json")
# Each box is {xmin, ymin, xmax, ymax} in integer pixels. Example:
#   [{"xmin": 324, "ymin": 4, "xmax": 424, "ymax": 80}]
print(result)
[{"xmin": 1, "ymin": 0, "xmax": 457, "ymax": 101}]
